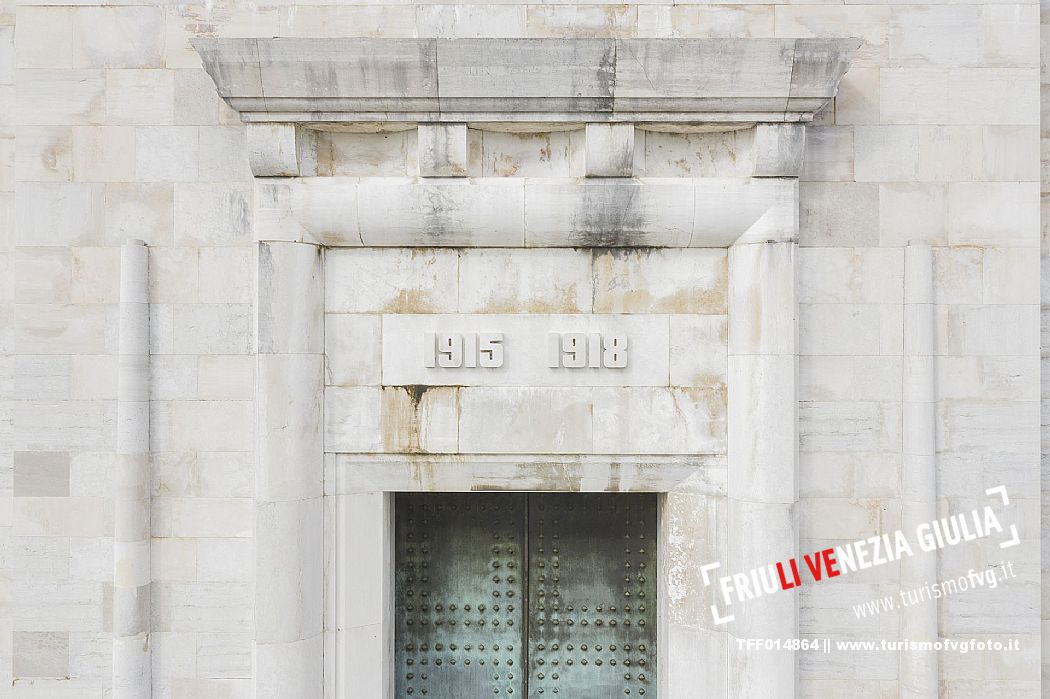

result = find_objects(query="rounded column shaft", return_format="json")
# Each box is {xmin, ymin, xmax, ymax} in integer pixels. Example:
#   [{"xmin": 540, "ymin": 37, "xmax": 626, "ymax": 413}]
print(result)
[{"xmin": 113, "ymin": 239, "xmax": 151, "ymax": 698}]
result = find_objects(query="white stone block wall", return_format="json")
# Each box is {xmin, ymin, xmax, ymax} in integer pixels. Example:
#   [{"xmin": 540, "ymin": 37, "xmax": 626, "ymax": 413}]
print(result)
[
  {"xmin": 10, "ymin": 7, "xmax": 256, "ymax": 698},
  {"xmin": 1, "ymin": 6, "xmax": 13, "ymax": 698},
  {"xmin": 3, "ymin": 4, "xmax": 1043, "ymax": 699},
  {"xmin": 1040, "ymin": 0, "xmax": 1050, "ymax": 690}
]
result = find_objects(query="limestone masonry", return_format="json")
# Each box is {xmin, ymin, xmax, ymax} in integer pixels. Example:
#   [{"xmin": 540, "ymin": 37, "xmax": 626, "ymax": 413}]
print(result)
[{"xmin": 2, "ymin": 4, "xmax": 1046, "ymax": 699}]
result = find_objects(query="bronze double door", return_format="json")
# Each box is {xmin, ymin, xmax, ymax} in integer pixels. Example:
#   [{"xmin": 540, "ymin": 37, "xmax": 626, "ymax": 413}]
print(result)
[{"xmin": 394, "ymin": 492, "xmax": 657, "ymax": 698}]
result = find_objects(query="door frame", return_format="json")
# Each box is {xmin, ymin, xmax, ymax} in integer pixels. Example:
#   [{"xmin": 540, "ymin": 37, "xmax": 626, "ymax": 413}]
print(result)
[
  {"xmin": 257, "ymin": 235, "xmax": 799, "ymax": 699},
  {"xmin": 324, "ymin": 456, "xmax": 718, "ymax": 698}
]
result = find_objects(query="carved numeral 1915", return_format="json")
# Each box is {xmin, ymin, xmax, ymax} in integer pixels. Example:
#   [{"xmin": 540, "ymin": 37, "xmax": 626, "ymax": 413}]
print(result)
[{"xmin": 424, "ymin": 332, "xmax": 504, "ymax": 368}]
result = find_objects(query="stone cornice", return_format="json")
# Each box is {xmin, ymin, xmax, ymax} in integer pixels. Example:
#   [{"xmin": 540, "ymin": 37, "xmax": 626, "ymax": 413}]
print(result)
[{"xmin": 193, "ymin": 37, "xmax": 861, "ymax": 126}]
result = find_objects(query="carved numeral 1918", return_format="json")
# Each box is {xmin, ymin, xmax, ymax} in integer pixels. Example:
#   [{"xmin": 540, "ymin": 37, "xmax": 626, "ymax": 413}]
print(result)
[{"xmin": 547, "ymin": 332, "xmax": 628, "ymax": 368}]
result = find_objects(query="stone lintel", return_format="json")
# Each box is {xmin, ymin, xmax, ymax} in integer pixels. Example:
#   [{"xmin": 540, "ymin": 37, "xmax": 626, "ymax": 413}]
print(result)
[
  {"xmin": 253, "ymin": 176, "xmax": 798, "ymax": 248},
  {"xmin": 328, "ymin": 454, "xmax": 724, "ymax": 494}
]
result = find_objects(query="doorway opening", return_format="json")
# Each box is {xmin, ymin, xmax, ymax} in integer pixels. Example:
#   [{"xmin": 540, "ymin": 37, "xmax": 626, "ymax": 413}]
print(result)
[{"xmin": 394, "ymin": 492, "xmax": 658, "ymax": 698}]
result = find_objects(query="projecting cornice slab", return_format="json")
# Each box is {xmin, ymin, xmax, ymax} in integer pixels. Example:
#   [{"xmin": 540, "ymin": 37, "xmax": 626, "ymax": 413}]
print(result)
[{"xmin": 194, "ymin": 37, "xmax": 861, "ymax": 125}]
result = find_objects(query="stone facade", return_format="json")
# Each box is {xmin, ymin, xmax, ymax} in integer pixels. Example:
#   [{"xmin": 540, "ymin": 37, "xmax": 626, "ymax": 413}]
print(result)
[{"xmin": 1, "ymin": 5, "xmax": 1043, "ymax": 699}]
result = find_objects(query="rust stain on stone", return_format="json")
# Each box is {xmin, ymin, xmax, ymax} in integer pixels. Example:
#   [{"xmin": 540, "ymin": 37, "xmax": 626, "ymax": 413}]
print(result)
[
  {"xmin": 41, "ymin": 142, "xmax": 66, "ymax": 174},
  {"xmin": 402, "ymin": 384, "xmax": 431, "ymax": 407},
  {"xmin": 592, "ymin": 249, "xmax": 728, "ymax": 313},
  {"xmin": 381, "ymin": 289, "xmax": 434, "ymax": 314},
  {"xmin": 474, "ymin": 284, "xmax": 584, "ymax": 314},
  {"xmin": 380, "ymin": 386, "xmax": 423, "ymax": 453},
  {"xmin": 382, "ymin": 385, "xmax": 459, "ymax": 454},
  {"xmin": 692, "ymin": 374, "xmax": 728, "ymax": 392},
  {"xmin": 748, "ymin": 283, "xmax": 763, "ymax": 348},
  {"xmin": 492, "ymin": 153, "xmax": 520, "ymax": 177},
  {"xmin": 378, "ymin": 250, "xmax": 452, "ymax": 313},
  {"xmin": 406, "ymin": 456, "xmax": 438, "ymax": 489}
]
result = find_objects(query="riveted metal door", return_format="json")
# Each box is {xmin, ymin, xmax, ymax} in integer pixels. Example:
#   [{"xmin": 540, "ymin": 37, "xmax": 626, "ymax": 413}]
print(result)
[
  {"xmin": 527, "ymin": 493, "xmax": 657, "ymax": 699},
  {"xmin": 395, "ymin": 493, "xmax": 527, "ymax": 698},
  {"xmin": 394, "ymin": 492, "xmax": 657, "ymax": 699}
]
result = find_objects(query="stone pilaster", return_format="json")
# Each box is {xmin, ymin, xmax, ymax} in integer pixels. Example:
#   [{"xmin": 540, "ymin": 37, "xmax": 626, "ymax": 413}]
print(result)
[
  {"xmin": 727, "ymin": 240, "xmax": 799, "ymax": 698},
  {"xmin": 900, "ymin": 242, "xmax": 938, "ymax": 696},
  {"xmin": 254, "ymin": 241, "xmax": 325, "ymax": 698},
  {"xmin": 113, "ymin": 239, "xmax": 151, "ymax": 698}
]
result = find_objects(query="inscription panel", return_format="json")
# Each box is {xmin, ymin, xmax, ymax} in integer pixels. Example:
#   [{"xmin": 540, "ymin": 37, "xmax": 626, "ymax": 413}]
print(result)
[{"xmin": 381, "ymin": 314, "xmax": 670, "ymax": 386}]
